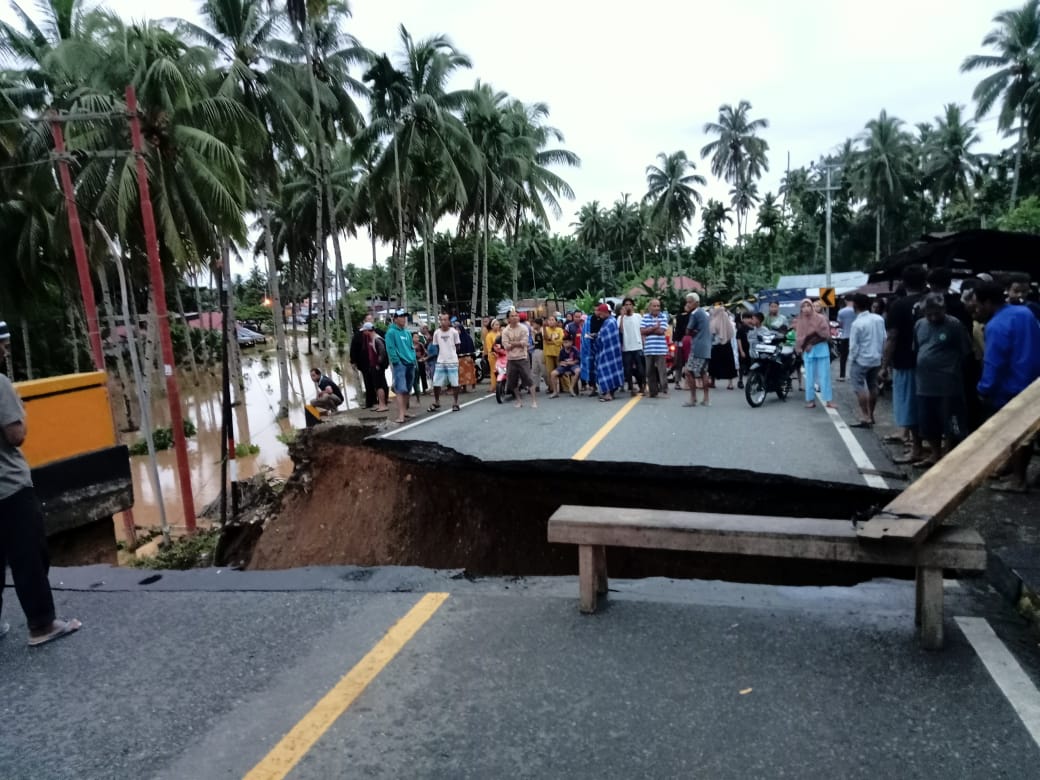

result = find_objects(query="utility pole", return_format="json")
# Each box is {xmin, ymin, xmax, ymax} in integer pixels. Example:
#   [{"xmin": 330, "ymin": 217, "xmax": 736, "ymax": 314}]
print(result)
[{"xmin": 810, "ymin": 163, "xmax": 842, "ymax": 288}]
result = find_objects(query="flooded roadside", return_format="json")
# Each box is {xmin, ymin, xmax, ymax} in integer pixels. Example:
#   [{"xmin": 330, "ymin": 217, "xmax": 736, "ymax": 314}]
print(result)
[{"xmin": 115, "ymin": 336, "xmax": 362, "ymax": 540}]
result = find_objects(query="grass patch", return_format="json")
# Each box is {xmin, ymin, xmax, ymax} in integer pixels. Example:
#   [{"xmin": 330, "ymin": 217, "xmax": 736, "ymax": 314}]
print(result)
[
  {"xmin": 132, "ymin": 529, "xmax": 220, "ymax": 570},
  {"xmin": 129, "ymin": 419, "xmax": 197, "ymax": 456},
  {"xmin": 235, "ymin": 442, "xmax": 261, "ymax": 457},
  {"xmin": 275, "ymin": 430, "xmax": 297, "ymax": 446}
]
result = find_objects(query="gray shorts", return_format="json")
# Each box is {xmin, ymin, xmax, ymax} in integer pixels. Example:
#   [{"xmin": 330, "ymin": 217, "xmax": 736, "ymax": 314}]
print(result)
[
  {"xmin": 849, "ymin": 363, "xmax": 879, "ymax": 394},
  {"xmin": 684, "ymin": 356, "xmax": 709, "ymax": 377}
]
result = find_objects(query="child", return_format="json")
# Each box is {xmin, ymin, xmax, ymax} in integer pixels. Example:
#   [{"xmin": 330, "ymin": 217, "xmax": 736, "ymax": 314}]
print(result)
[
  {"xmin": 412, "ymin": 331, "xmax": 428, "ymax": 398},
  {"xmin": 549, "ymin": 335, "xmax": 580, "ymax": 397},
  {"xmin": 493, "ymin": 336, "xmax": 508, "ymax": 403}
]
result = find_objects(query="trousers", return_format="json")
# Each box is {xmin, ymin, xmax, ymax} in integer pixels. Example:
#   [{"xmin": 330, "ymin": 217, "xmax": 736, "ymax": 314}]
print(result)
[{"xmin": 0, "ymin": 487, "xmax": 56, "ymax": 632}]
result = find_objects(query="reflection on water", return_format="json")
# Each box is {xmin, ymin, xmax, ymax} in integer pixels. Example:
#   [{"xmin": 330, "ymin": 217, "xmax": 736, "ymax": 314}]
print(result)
[{"xmin": 118, "ymin": 338, "xmax": 358, "ymax": 537}]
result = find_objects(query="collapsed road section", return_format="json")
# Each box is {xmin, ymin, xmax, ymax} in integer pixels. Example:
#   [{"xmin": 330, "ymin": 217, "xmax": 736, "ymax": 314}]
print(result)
[{"xmin": 221, "ymin": 416, "xmax": 905, "ymax": 586}]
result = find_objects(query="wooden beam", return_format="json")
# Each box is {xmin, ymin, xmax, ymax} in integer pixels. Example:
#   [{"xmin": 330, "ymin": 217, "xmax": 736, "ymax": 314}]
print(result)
[
  {"xmin": 857, "ymin": 377, "xmax": 1040, "ymax": 544},
  {"xmin": 548, "ymin": 506, "xmax": 985, "ymax": 570}
]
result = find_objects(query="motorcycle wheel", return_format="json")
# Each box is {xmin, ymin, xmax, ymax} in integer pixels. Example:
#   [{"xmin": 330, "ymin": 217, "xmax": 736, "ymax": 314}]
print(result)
[
  {"xmin": 777, "ymin": 374, "xmax": 792, "ymax": 401},
  {"xmin": 745, "ymin": 371, "xmax": 767, "ymax": 408},
  {"xmin": 474, "ymin": 361, "xmax": 484, "ymax": 383}
]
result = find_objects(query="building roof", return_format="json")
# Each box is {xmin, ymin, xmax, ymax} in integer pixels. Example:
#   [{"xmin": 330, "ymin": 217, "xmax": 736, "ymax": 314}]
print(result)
[
  {"xmin": 870, "ymin": 229, "xmax": 1040, "ymax": 281},
  {"xmin": 775, "ymin": 271, "xmax": 868, "ymax": 290}
]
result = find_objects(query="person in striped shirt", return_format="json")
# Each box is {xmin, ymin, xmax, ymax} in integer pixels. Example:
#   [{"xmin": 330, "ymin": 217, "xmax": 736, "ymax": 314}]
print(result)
[{"xmin": 641, "ymin": 298, "xmax": 670, "ymax": 398}]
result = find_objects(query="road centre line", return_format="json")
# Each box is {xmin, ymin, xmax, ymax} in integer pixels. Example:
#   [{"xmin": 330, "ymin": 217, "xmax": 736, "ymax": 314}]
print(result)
[
  {"xmin": 242, "ymin": 592, "xmax": 450, "ymax": 780},
  {"xmin": 819, "ymin": 393, "xmax": 889, "ymax": 489},
  {"xmin": 380, "ymin": 393, "xmax": 492, "ymax": 438},
  {"xmin": 571, "ymin": 395, "xmax": 642, "ymax": 461},
  {"xmin": 955, "ymin": 617, "xmax": 1040, "ymax": 751}
]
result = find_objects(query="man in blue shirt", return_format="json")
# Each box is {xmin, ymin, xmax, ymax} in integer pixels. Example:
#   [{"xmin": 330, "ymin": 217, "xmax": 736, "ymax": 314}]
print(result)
[
  {"xmin": 973, "ymin": 281, "xmax": 1040, "ymax": 492},
  {"xmin": 682, "ymin": 293, "xmax": 712, "ymax": 407}
]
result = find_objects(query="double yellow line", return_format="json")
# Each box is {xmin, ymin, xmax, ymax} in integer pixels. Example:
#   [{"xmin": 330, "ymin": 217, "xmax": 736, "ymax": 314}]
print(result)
[{"xmin": 243, "ymin": 593, "xmax": 449, "ymax": 780}]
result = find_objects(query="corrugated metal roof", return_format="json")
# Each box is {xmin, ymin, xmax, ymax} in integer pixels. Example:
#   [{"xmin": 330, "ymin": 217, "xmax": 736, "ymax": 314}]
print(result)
[{"xmin": 776, "ymin": 271, "xmax": 869, "ymax": 290}]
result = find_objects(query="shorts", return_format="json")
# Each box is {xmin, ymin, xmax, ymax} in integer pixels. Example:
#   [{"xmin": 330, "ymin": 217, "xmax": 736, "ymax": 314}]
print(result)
[
  {"xmin": 554, "ymin": 363, "xmax": 578, "ymax": 376},
  {"xmin": 917, "ymin": 394, "xmax": 966, "ymax": 442},
  {"xmin": 433, "ymin": 362, "xmax": 459, "ymax": 388},
  {"xmin": 391, "ymin": 362, "xmax": 416, "ymax": 394},
  {"xmin": 684, "ymin": 355, "xmax": 709, "ymax": 377},
  {"xmin": 849, "ymin": 363, "xmax": 880, "ymax": 394},
  {"xmin": 892, "ymin": 368, "xmax": 917, "ymax": 428},
  {"xmin": 506, "ymin": 359, "xmax": 535, "ymax": 392}
]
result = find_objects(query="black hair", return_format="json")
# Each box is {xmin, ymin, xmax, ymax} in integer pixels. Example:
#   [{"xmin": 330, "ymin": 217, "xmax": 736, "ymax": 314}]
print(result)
[
  {"xmin": 752, "ymin": 311, "xmax": 765, "ymax": 322},
  {"xmin": 927, "ymin": 267, "xmax": 952, "ymax": 291},
  {"xmin": 852, "ymin": 293, "xmax": 871, "ymax": 311},
  {"xmin": 974, "ymin": 281, "xmax": 1007, "ymax": 306},
  {"xmin": 1007, "ymin": 271, "xmax": 1032, "ymax": 286},
  {"xmin": 902, "ymin": 264, "xmax": 928, "ymax": 291},
  {"xmin": 622, "ymin": 297, "xmax": 635, "ymax": 306}
]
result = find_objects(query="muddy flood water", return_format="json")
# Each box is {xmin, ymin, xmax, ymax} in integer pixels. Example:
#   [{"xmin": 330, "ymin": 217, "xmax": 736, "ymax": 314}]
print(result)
[{"xmin": 114, "ymin": 337, "xmax": 362, "ymax": 540}]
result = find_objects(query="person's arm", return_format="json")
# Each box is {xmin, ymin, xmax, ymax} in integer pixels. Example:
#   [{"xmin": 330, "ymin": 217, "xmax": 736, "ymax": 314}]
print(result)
[
  {"xmin": 3, "ymin": 420, "xmax": 26, "ymax": 447},
  {"xmin": 386, "ymin": 331, "xmax": 401, "ymax": 364},
  {"xmin": 977, "ymin": 320, "xmax": 1009, "ymax": 400},
  {"xmin": 848, "ymin": 321, "xmax": 861, "ymax": 366}
]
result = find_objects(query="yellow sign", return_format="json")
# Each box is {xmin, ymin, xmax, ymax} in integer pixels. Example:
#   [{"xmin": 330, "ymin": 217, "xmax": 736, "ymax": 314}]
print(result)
[{"xmin": 819, "ymin": 287, "xmax": 836, "ymax": 308}]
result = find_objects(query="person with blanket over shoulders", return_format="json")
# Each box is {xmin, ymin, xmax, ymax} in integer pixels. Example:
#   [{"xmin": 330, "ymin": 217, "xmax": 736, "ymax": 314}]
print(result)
[{"xmin": 592, "ymin": 303, "xmax": 624, "ymax": 401}]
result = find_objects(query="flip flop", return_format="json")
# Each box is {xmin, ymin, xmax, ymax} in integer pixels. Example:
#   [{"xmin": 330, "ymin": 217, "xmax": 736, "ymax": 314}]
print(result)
[
  {"xmin": 849, "ymin": 421, "xmax": 873, "ymax": 429},
  {"xmin": 427, "ymin": 404, "xmax": 441, "ymax": 412},
  {"xmin": 28, "ymin": 618, "xmax": 81, "ymax": 647},
  {"xmin": 599, "ymin": 396, "xmax": 613, "ymax": 402},
  {"xmin": 451, "ymin": 404, "xmax": 460, "ymax": 412},
  {"xmin": 882, "ymin": 434, "xmax": 905, "ymax": 444},
  {"xmin": 682, "ymin": 401, "xmax": 697, "ymax": 407}
]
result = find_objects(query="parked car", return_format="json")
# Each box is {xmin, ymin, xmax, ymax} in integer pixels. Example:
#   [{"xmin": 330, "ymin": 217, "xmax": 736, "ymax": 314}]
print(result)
[{"xmin": 236, "ymin": 325, "xmax": 267, "ymax": 347}]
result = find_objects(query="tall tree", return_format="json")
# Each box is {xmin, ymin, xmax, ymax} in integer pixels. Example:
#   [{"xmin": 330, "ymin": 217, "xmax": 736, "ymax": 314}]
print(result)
[
  {"xmin": 643, "ymin": 151, "xmax": 705, "ymax": 273},
  {"xmin": 853, "ymin": 110, "xmax": 914, "ymax": 264},
  {"xmin": 700, "ymin": 100, "xmax": 770, "ymax": 185}
]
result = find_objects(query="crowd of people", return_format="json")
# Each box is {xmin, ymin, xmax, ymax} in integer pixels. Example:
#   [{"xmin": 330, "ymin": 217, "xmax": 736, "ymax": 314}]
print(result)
[{"xmin": 311, "ymin": 268, "xmax": 1040, "ymax": 489}]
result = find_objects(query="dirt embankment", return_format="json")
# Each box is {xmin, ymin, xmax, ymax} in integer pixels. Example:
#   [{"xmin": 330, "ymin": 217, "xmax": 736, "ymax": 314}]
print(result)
[{"xmin": 244, "ymin": 418, "xmax": 902, "ymax": 585}]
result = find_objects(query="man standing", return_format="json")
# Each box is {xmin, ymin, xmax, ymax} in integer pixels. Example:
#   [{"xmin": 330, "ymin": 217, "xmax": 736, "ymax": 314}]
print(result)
[
  {"xmin": 592, "ymin": 303, "xmax": 624, "ymax": 401},
  {"xmin": 973, "ymin": 282, "xmax": 1040, "ymax": 491},
  {"xmin": 502, "ymin": 309, "xmax": 538, "ymax": 408},
  {"xmin": 618, "ymin": 297, "xmax": 645, "ymax": 396},
  {"xmin": 847, "ymin": 294, "xmax": 886, "ymax": 427},
  {"xmin": 683, "ymin": 293, "xmax": 712, "ymax": 407},
  {"xmin": 430, "ymin": 313, "xmax": 462, "ymax": 412},
  {"xmin": 0, "ymin": 320, "xmax": 81, "ymax": 646},
  {"xmin": 385, "ymin": 308, "xmax": 418, "ymax": 424},
  {"xmin": 356, "ymin": 322, "xmax": 389, "ymax": 412},
  {"xmin": 765, "ymin": 301, "xmax": 788, "ymax": 331},
  {"xmin": 881, "ymin": 265, "xmax": 927, "ymax": 464},
  {"xmin": 672, "ymin": 294, "xmax": 695, "ymax": 390},
  {"xmin": 309, "ymin": 368, "xmax": 344, "ymax": 414},
  {"xmin": 835, "ymin": 297, "xmax": 856, "ymax": 382},
  {"xmin": 349, "ymin": 314, "xmax": 375, "ymax": 407},
  {"xmin": 1007, "ymin": 272, "xmax": 1040, "ymax": 321},
  {"xmin": 640, "ymin": 298, "xmax": 670, "ymax": 398}
]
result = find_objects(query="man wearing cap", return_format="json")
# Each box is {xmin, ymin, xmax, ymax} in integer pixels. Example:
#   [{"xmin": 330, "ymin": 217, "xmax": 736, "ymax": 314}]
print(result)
[
  {"xmin": 430, "ymin": 313, "xmax": 462, "ymax": 412},
  {"xmin": 0, "ymin": 320, "xmax": 82, "ymax": 646},
  {"xmin": 593, "ymin": 303, "xmax": 625, "ymax": 401},
  {"xmin": 618, "ymin": 297, "xmax": 645, "ymax": 397},
  {"xmin": 386, "ymin": 309, "xmax": 418, "ymax": 423},
  {"xmin": 502, "ymin": 309, "xmax": 538, "ymax": 408}
]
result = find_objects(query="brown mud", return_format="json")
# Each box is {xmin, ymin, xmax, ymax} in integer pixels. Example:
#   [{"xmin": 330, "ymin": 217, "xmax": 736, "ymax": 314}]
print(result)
[{"xmin": 240, "ymin": 417, "xmax": 906, "ymax": 586}]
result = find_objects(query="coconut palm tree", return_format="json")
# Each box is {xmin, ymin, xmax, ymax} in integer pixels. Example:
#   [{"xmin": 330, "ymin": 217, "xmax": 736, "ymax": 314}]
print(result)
[
  {"xmin": 961, "ymin": 0, "xmax": 1040, "ymax": 208},
  {"xmin": 729, "ymin": 176, "xmax": 760, "ymax": 244},
  {"xmin": 926, "ymin": 103, "xmax": 982, "ymax": 209},
  {"xmin": 643, "ymin": 150, "xmax": 705, "ymax": 273},
  {"xmin": 853, "ymin": 110, "xmax": 914, "ymax": 264},
  {"xmin": 700, "ymin": 100, "xmax": 770, "ymax": 186}
]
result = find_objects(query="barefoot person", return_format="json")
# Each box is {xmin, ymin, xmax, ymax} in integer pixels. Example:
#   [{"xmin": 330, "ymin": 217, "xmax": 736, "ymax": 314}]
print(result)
[
  {"xmin": 386, "ymin": 308, "xmax": 418, "ymax": 424},
  {"xmin": 502, "ymin": 309, "xmax": 538, "ymax": 408},
  {"xmin": 682, "ymin": 293, "xmax": 712, "ymax": 407},
  {"xmin": 430, "ymin": 313, "xmax": 462, "ymax": 412},
  {"xmin": 593, "ymin": 303, "xmax": 624, "ymax": 401},
  {"xmin": 0, "ymin": 319, "xmax": 82, "ymax": 646}
]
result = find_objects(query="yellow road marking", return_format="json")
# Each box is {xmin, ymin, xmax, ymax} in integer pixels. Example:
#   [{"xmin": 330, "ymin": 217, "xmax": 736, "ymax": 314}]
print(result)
[
  {"xmin": 243, "ymin": 592, "xmax": 450, "ymax": 780},
  {"xmin": 571, "ymin": 395, "xmax": 642, "ymax": 460}
]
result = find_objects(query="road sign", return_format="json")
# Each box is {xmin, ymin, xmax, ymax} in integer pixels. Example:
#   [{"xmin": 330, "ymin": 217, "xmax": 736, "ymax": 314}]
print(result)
[{"xmin": 819, "ymin": 287, "xmax": 836, "ymax": 308}]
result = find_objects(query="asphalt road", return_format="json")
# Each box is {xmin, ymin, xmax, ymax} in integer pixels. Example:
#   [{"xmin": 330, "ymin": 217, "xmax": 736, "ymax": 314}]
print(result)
[
  {"xmin": 381, "ymin": 369, "xmax": 900, "ymax": 489},
  {"xmin": 2, "ymin": 566, "xmax": 1039, "ymax": 779}
]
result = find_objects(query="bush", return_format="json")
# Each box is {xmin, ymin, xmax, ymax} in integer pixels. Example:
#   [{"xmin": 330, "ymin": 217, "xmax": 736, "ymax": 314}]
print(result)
[
  {"xmin": 129, "ymin": 418, "xmax": 197, "ymax": 456},
  {"xmin": 235, "ymin": 442, "xmax": 260, "ymax": 457},
  {"xmin": 132, "ymin": 529, "xmax": 220, "ymax": 570}
]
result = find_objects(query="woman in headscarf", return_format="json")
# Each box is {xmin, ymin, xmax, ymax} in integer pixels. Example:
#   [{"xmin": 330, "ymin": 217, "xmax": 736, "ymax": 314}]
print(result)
[
  {"xmin": 591, "ymin": 303, "xmax": 624, "ymax": 400},
  {"xmin": 455, "ymin": 319, "xmax": 477, "ymax": 391},
  {"xmin": 708, "ymin": 304, "xmax": 738, "ymax": 390},
  {"xmin": 483, "ymin": 319, "xmax": 501, "ymax": 394},
  {"xmin": 794, "ymin": 298, "xmax": 835, "ymax": 409}
]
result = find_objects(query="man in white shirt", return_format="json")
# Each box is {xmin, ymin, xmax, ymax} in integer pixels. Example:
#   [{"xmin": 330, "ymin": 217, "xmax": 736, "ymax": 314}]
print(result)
[
  {"xmin": 430, "ymin": 313, "xmax": 462, "ymax": 411},
  {"xmin": 848, "ymin": 294, "xmax": 887, "ymax": 427},
  {"xmin": 618, "ymin": 297, "xmax": 645, "ymax": 397}
]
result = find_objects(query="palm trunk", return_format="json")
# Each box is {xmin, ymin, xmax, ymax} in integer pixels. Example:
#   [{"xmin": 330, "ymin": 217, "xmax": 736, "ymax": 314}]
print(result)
[
  {"xmin": 392, "ymin": 127, "xmax": 406, "ymax": 310},
  {"xmin": 305, "ymin": 19, "xmax": 328, "ymax": 368},
  {"xmin": 66, "ymin": 302, "xmax": 80, "ymax": 373},
  {"xmin": 260, "ymin": 188, "xmax": 290, "ymax": 417},
  {"xmin": 429, "ymin": 215, "xmax": 439, "ymax": 316},
  {"xmin": 470, "ymin": 218, "xmax": 480, "ymax": 320},
  {"xmin": 1011, "ymin": 109, "xmax": 1025, "ymax": 210},
  {"xmin": 173, "ymin": 280, "xmax": 200, "ymax": 385},
  {"xmin": 98, "ymin": 269, "xmax": 136, "ymax": 430},
  {"xmin": 19, "ymin": 317, "xmax": 32, "ymax": 380},
  {"xmin": 875, "ymin": 207, "xmax": 882, "ymax": 267},
  {"xmin": 423, "ymin": 224, "xmax": 432, "ymax": 318},
  {"xmin": 482, "ymin": 171, "xmax": 490, "ymax": 314},
  {"xmin": 322, "ymin": 147, "xmax": 352, "ymax": 350}
]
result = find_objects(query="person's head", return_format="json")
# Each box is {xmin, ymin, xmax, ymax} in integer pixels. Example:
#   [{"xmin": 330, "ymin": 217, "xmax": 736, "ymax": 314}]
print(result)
[
  {"xmin": 491, "ymin": 318, "xmax": 501, "ymax": 331},
  {"xmin": 546, "ymin": 315, "xmax": 557, "ymax": 327},
  {"xmin": 842, "ymin": 296, "xmax": 853, "ymax": 308},
  {"xmin": 687, "ymin": 292, "xmax": 700, "ymax": 311},
  {"xmin": 812, "ymin": 300, "xmax": 825, "ymax": 314},
  {"xmin": 393, "ymin": 308, "xmax": 408, "ymax": 327},
  {"xmin": 871, "ymin": 298, "xmax": 886, "ymax": 315},
  {"xmin": 563, "ymin": 334, "xmax": 573, "ymax": 348},
  {"xmin": 902, "ymin": 264, "xmax": 928, "ymax": 293},
  {"xmin": 565, "ymin": 311, "xmax": 574, "ymax": 322},
  {"xmin": 412, "ymin": 331, "xmax": 420, "ymax": 344},
  {"xmin": 768, "ymin": 301, "xmax": 779, "ymax": 316},
  {"xmin": 799, "ymin": 298, "xmax": 814, "ymax": 316},
  {"xmin": 595, "ymin": 303, "xmax": 611, "ymax": 320},
  {"xmin": 439, "ymin": 312, "xmax": 451, "ymax": 330},
  {"xmin": 1007, "ymin": 272, "xmax": 1033, "ymax": 304},
  {"xmin": 0, "ymin": 319, "xmax": 10, "ymax": 359},
  {"xmin": 922, "ymin": 292, "xmax": 946, "ymax": 324},
  {"xmin": 363, "ymin": 313, "xmax": 374, "ymax": 324},
  {"xmin": 309, "ymin": 368, "xmax": 321, "ymax": 382},
  {"xmin": 361, "ymin": 321, "xmax": 375, "ymax": 335},
  {"xmin": 622, "ymin": 297, "xmax": 635, "ymax": 314},
  {"xmin": 741, "ymin": 312, "xmax": 752, "ymax": 324},
  {"xmin": 851, "ymin": 293, "xmax": 871, "ymax": 313},
  {"xmin": 507, "ymin": 309, "xmax": 519, "ymax": 327},
  {"xmin": 972, "ymin": 281, "xmax": 1007, "ymax": 323},
  {"xmin": 752, "ymin": 311, "xmax": 765, "ymax": 326},
  {"xmin": 927, "ymin": 267, "xmax": 953, "ymax": 294},
  {"xmin": 648, "ymin": 298, "xmax": 661, "ymax": 315},
  {"xmin": 481, "ymin": 316, "xmax": 490, "ymax": 329}
]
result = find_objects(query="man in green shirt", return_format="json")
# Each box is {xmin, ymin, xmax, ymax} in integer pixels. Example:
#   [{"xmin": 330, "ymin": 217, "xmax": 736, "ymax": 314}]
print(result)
[{"xmin": 385, "ymin": 309, "xmax": 418, "ymax": 424}]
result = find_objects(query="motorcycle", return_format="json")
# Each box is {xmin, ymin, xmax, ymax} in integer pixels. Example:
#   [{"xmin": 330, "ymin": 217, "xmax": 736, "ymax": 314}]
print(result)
[{"xmin": 744, "ymin": 332, "xmax": 797, "ymax": 407}]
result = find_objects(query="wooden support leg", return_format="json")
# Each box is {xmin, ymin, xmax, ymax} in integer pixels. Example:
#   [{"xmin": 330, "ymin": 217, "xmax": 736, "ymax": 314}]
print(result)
[
  {"xmin": 915, "ymin": 567, "xmax": 923, "ymax": 627},
  {"xmin": 579, "ymin": 545, "xmax": 598, "ymax": 614},
  {"xmin": 917, "ymin": 566, "xmax": 944, "ymax": 650},
  {"xmin": 593, "ymin": 545, "xmax": 608, "ymax": 595}
]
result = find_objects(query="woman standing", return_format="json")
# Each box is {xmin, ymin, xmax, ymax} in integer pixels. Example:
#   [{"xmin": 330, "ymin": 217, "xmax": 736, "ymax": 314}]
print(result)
[
  {"xmin": 794, "ymin": 298, "xmax": 835, "ymax": 409},
  {"xmin": 484, "ymin": 319, "xmax": 501, "ymax": 394},
  {"xmin": 708, "ymin": 304, "xmax": 738, "ymax": 390}
]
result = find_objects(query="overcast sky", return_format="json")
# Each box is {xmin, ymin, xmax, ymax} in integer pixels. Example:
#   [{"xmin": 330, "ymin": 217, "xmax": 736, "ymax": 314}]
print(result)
[{"xmin": 1, "ymin": 0, "xmax": 1019, "ymax": 267}]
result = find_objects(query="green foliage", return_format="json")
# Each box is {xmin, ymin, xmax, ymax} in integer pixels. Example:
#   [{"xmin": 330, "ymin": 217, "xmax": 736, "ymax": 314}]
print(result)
[
  {"xmin": 276, "ymin": 430, "xmax": 298, "ymax": 446},
  {"xmin": 132, "ymin": 529, "xmax": 220, "ymax": 570},
  {"xmin": 235, "ymin": 442, "xmax": 261, "ymax": 457},
  {"xmin": 998, "ymin": 196, "xmax": 1040, "ymax": 232},
  {"xmin": 128, "ymin": 419, "xmax": 197, "ymax": 456}
]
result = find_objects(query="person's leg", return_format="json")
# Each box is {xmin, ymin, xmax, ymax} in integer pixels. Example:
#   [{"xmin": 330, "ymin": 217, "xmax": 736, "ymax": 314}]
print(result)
[
  {"xmin": 506, "ymin": 361, "xmax": 521, "ymax": 406},
  {"xmin": 1, "ymin": 488, "xmax": 57, "ymax": 632},
  {"xmin": 363, "ymin": 372, "xmax": 376, "ymax": 408},
  {"xmin": 657, "ymin": 357, "xmax": 669, "ymax": 396},
  {"xmin": 633, "ymin": 350, "xmax": 646, "ymax": 393},
  {"xmin": 803, "ymin": 355, "xmax": 816, "ymax": 404},
  {"xmin": 701, "ymin": 366, "xmax": 711, "ymax": 405},
  {"xmin": 549, "ymin": 369, "xmax": 559, "ymax": 396},
  {"xmin": 838, "ymin": 339, "xmax": 849, "ymax": 380},
  {"xmin": 532, "ymin": 349, "xmax": 544, "ymax": 391},
  {"xmin": 684, "ymin": 366, "xmax": 697, "ymax": 406},
  {"xmin": 818, "ymin": 355, "xmax": 834, "ymax": 405},
  {"xmin": 645, "ymin": 355, "xmax": 657, "ymax": 397}
]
